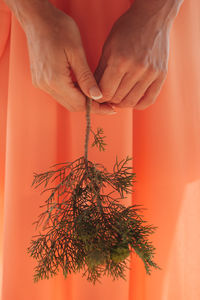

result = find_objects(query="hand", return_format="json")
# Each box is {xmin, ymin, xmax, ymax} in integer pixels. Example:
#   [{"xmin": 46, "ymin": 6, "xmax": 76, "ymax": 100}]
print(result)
[
  {"xmin": 94, "ymin": 5, "xmax": 171, "ymax": 110},
  {"xmin": 22, "ymin": 2, "xmax": 115, "ymax": 115}
]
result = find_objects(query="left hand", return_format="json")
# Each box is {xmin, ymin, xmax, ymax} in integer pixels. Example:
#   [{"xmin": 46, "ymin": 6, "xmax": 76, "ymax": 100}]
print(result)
[{"xmin": 94, "ymin": 5, "xmax": 171, "ymax": 110}]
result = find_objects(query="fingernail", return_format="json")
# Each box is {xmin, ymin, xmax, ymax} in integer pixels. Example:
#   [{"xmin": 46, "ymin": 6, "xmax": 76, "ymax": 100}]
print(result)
[{"xmin": 89, "ymin": 86, "xmax": 103, "ymax": 100}]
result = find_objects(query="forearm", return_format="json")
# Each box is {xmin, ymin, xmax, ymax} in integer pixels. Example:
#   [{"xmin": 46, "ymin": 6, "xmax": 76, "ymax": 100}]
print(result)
[
  {"xmin": 3, "ymin": 0, "xmax": 51, "ymax": 28},
  {"xmin": 130, "ymin": 0, "xmax": 184, "ymax": 28}
]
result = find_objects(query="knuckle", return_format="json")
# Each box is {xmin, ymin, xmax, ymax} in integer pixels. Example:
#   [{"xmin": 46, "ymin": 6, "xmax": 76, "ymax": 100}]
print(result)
[
  {"xmin": 115, "ymin": 54, "xmax": 128, "ymax": 65},
  {"xmin": 31, "ymin": 73, "xmax": 39, "ymax": 88},
  {"xmin": 32, "ymin": 78, "xmax": 38, "ymax": 87},
  {"xmin": 111, "ymin": 92, "xmax": 124, "ymax": 103},
  {"xmin": 147, "ymin": 65, "xmax": 159, "ymax": 76},
  {"xmin": 122, "ymin": 100, "xmax": 133, "ymax": 108},
  {"xmin": 160, "ymin": 68, "xmax": 168, "ymax": 79},
  {"xmin": 135, "ymin": 58, "xmax": 148, "ymax": 70},
  {"xmin": 109, "ymin": 51, "xmax": 132, "ymax": 71},
  {"xmin": 47, "ymin": 76, "xmax": 57, "ymax": 87},
  {"xmin": 147, "ymin": 96, "xmax": 156, "ymax": 105},
  {"xmin": 110, "ymin": 97, "xmax": 122, "ymax": 104},
  {"xmin": 44, "ymin": 72, "xmax": 59, "ymax": 86},
  {"xmin": 135, "ymin": 95, "xmax": 154, "ymax": 110},
  {"xmin": 66, "ymin": 97, "xmax": 85, "ymax": 113},
  {"xmin": 102, "ymin": 91, "xmax": 113, "ymax": 101},
  {"xmin": 67, "ymin": 44, "xmax": 82, "ymax": 61},
  {"xmin": 143, "ymin": 96, "xmax": 156, "ymax": 108},
  {"xmin": 77, "ymin": 69, "xmax": 92, "ymax": 83},
  {"xmin": 66, "ymin": 102, "xmax": 81, "ymax": 113},
  {"xmin": 71, "ymin": 101, "xmax": 85, "ymax": 112},
  {"xmin": 146, "ymin": 65, "xmax": 168, "ymax": 80},
  {"xmin": 130, "ymin": 99, "xmax": 139, "ymax": 107},
  {"xmin": 34, "ymin": 74, "xmax": 47, "ymax": 88}
]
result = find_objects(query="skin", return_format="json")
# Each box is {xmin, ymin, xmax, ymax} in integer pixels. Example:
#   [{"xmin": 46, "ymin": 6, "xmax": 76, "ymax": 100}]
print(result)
[
  {"xmin": 94, "ymin": 6, "xmax": 171, "ymax": 111},
  {"xmin": 94, "ymin": 0, "xmax": 184, "ymax": 111},
  {"xmin": 17, "ymin": 2, "xmax": 114, "ymax": 114},
  {"xmin": 4, "ymin": 0, "xmax": 184, "ymax": 114}
]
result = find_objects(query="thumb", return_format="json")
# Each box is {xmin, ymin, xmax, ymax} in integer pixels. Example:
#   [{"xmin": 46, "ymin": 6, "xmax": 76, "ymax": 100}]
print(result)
[{"xmin": 67, "ymin": 47, "xmax": 103, "ymax": 100}]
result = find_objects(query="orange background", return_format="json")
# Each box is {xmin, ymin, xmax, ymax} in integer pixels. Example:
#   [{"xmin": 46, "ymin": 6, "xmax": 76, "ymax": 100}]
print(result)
[{"xmin": 1, "ymin": 0, "xmax": 200, "ymax": 299}]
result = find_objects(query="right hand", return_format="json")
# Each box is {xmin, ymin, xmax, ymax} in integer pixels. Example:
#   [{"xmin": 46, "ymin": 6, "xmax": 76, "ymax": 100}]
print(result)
[{"xmin": 22, "ymin": 2, "xmax": 116, "ymax": 115}]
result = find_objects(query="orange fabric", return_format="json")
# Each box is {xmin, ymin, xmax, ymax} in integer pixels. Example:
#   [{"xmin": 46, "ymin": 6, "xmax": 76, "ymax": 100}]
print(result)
[{"xmin": 1, "ymin": 0, "xmax": 200, "ymax": 299}]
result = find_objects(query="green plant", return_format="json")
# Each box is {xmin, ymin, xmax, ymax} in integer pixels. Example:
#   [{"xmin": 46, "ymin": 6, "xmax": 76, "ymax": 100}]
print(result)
[{"xmin": 27, "ymin": 97, "xmax": 161, "ymax": 285}]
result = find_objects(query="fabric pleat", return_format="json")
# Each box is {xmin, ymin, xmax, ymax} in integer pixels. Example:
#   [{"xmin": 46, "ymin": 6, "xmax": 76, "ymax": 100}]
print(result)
[{"xmin": 1, "ymin": 0, "xmax": 200, "ymax": 299}]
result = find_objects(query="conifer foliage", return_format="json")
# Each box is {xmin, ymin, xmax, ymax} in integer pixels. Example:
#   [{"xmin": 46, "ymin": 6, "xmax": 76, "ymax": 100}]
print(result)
[{"xmin": 27, "ymin": 97, "xmax": 161, "ymax": 284}]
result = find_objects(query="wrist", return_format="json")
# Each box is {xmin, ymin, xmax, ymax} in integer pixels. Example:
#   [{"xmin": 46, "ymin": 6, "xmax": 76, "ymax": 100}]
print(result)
[
  {"xmin": 4, "ymin": 0, "xmax": 53, "ymax": 30},
  {"xmin": 129, "ymin": 0, "xmax": 184, "ymax": 29}
]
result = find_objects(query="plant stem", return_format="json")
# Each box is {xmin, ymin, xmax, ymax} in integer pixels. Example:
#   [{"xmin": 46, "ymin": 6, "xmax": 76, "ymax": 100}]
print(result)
[{"xmin": 84, "ymin": 97, "xmax": 91, "ymax": 164}]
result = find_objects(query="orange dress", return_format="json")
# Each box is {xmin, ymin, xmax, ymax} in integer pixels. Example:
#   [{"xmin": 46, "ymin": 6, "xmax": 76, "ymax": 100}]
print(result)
[{"xmin": 1, "ymin": 0, "xmax": 200, "ymax": 299}]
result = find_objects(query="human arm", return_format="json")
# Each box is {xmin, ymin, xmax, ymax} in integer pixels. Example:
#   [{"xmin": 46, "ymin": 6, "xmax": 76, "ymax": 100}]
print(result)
[
  {"xmin": 3, "ymin": 0, "xmax": 115, "ymax": 114},
  {"xmin": 94, "ymin": 0, "xmax": 184, "ymax": 110}
]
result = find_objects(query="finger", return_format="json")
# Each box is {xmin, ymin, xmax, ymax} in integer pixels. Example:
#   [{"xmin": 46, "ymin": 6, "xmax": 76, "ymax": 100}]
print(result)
[
  {"xmin": 94, "ymin": 53, "xmax": 107, "ymax": 84},
  {"xmin": 90, "ymin": 99, "xmax": 117, "ymax": 115},
  {"xmin": 71, "ymin": 81, "xmax": 117, "ymax": 115},
  {"xmin": 109, "ymin": 67, "xmax": 145, "ymax": 104},
  {"xmin": 40, "ymin": 80, "xmax": 84, "ymax": 112},
  {"xmin": 32, "ymin": 53, "xmax": 86, "ymax": 112},
  {"xmin": 41, "ymin": 78, "xmax": 116, "ymax": 115},
  {"xmin": 112, "ymin": 69, "xmax": 157, "ymax": 108},
  {"xmin": 96, "ymin": 64, "xmax": 126, "ymax": 103},
  {"xmin": 134, "ymin": 73, "xmax": 166, "ymax": 110},
  {"xmin": 66, "ymin": 48, "xmax": 103, "ymax": 101}
]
